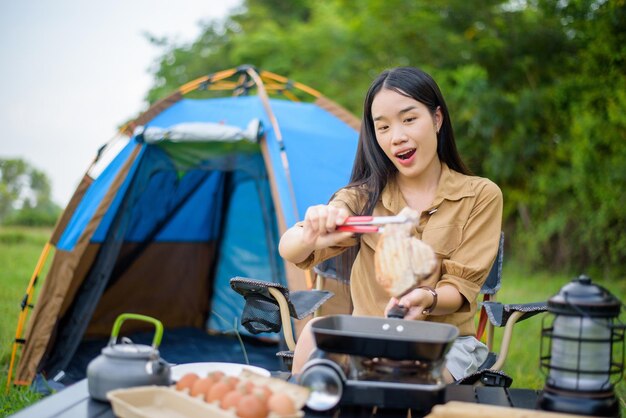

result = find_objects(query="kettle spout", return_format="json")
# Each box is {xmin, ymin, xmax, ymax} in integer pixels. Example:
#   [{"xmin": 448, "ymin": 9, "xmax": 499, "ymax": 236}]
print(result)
[{"xmin": 146, "ymin": 358, "xmax": 171, "ymax": 378}]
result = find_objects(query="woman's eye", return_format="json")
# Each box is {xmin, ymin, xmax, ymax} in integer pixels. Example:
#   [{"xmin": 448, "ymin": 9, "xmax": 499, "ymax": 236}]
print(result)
[
  {"xmin": 377, "ymin": 125, "xmax": 389, "ymax": 132},
  {"xmin": 404, "ymin": 117, "xmax": 416, "ymax": 123}
]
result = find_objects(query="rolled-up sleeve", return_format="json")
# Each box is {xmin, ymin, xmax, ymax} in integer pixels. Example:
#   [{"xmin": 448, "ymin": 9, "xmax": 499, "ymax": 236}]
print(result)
[{"xmin": 438, "ymin": 180, "xmax": 503, "ymax": 310}]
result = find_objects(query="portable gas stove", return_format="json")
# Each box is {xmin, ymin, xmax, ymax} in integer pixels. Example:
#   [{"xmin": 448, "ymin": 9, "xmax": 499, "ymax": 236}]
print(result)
[{"xmin": 298, "ymin": 315, "xmax": 459, "ymax": 412}]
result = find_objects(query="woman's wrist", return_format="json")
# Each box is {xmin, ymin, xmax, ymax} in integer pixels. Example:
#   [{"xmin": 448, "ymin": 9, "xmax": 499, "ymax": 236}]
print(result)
[
  {"xmin": 278, "ymin": 226, "xmax": 315, "ymax": 263},
  {"xmin": 418, "ymin": 286, "xmax": 438, "ymax": 315}
]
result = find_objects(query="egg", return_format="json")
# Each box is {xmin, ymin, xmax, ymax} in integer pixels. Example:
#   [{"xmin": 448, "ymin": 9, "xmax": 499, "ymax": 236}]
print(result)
[
  {"xmin": 252, "ymin": 384, "xmax": 273, "ymax": 402},
  {"xmin": 208, "ymin": 370, "xmax": 225, "ymax": 382},
  {"xmin": 267, "ymin": 393, "xmax": 297, "ymax": 417},
  {"xmin": 175, "ymin": 373, "xmax": 199, "ymax": 391},
  {"xmin": 190, "ymin": 377, "xmax": 213, "ymax": 397},
  {"xmin": 207, "ymin": 381, "xmax": 232, "ymax": 403},
  {"xmin": 222, "ymin": 375, "xmax": 240, "ymax": 389},
  {"xmin": 221, "ymin": 387, "xmax": 245, "ymax": 410},
  {"xmin": 236, "ymin": 393, "xmax": 269, "ymax": 418},
  {"xmin": 237, "ymin": 380, "xmax": 257, "ymax": 394}
]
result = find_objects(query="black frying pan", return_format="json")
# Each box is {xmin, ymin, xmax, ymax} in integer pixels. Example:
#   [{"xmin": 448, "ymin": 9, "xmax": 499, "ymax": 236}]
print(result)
[{"xmin": 311, "ymin": 315, "xmax": 459, "ymax": 362}]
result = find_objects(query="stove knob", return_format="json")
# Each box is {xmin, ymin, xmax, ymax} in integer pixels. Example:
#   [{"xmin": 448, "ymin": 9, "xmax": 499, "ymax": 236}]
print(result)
[{"xmin": 299, "ymin": 363, "xmax": 343, "ymax": 411}]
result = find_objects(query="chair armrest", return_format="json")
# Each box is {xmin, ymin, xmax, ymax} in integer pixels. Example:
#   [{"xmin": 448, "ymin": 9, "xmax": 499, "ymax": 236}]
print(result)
[
  {"xmin": 289, "ymin": 290, "xmax": 335, "ymax": 318},
  {"xmin": 230, "ymin": 277, "xmax": 296, "ymax": 316},
  {"xmin": 481, "ymin": 301, "xmax": 547, "ymax": 372},
  {"xmin": 229, "ymin": 277, "xmax": 334, "ymax": 351},
  {"xmin": 482, "ymin": 301, "xmax": 548, "ymax": 328},
  {"xmin": 230, "ymin": 277, "xmax": 334, "ymax": 320}
]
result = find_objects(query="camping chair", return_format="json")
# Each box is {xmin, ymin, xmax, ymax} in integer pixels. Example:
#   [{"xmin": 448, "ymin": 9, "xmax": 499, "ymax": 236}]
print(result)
[
  {"xmin": 230, "ymin": 233, "xmax": 548, "ymax": 385},
  {"xmin": 453, "ymin": 233, "xmax": 548, "ymax": 386},
  {"xmin": 230, "ymin": 277, "xmax": 334, "ymax": 368}
]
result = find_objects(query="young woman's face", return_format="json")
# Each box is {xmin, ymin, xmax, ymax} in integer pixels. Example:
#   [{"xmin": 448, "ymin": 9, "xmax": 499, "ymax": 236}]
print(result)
[{"xmin": 371, "ymin": 88, "xmax": 442, "ymax": 180}]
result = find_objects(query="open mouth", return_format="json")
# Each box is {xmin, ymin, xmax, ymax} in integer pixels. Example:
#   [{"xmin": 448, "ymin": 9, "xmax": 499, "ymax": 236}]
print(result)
[{"xmin": 396, "ymin": 149, "xmax": 416, "ymax": 160}]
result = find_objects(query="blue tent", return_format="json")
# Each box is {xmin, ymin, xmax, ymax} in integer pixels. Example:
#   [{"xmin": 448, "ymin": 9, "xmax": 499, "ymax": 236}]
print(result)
[{"xmin": 12, "ymin": 66, "xmax": 359, "ymax": 387}]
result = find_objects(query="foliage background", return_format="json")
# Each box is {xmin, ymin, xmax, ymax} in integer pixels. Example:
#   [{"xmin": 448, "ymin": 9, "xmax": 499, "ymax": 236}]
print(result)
[
  {"xmin": 145, "ymin": 0, "xmax": 625, "ymax": 279},
  {"xmin": 0, "ymin": 159, "xmax": 61, "ymax": 227}
]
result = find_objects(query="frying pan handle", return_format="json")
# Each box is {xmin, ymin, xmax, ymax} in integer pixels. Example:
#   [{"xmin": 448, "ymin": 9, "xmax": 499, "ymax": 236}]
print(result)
[{"xmin": 386, "ymin": 304, "xmax": 408, "ymax": 319}]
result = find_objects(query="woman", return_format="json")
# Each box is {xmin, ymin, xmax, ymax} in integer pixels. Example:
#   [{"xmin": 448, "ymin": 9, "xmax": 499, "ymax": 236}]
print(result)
[{"xmin": 279, "ymin": 67, "xmax": 503, "ymax": 382}]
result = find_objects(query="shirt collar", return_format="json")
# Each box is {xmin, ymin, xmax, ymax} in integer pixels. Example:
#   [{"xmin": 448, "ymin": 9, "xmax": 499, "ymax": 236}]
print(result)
[
  {"xmin": 380, "ymin": 163, "xmax": 474, "ymax": 213},
  {"xmin": 432, "ymin": 162, "xmax": 475, "ymax": 206}
]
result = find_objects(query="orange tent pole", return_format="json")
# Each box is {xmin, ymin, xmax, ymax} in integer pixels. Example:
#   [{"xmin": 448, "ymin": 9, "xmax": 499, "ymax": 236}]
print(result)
[
  {"xmin": 260, "ymin": 70, "xmax": 322, "ymax": 98},
  {"xmin": 6, "ymin": 242, "xmax": 52, "ymax": 392},
  {"xmin": 179, "ymin": 68, "xmax": 239, "ymax": 95}
]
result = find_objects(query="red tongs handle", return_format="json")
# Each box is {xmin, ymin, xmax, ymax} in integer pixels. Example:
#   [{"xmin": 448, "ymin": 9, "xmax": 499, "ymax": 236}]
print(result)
[
  {"xmin": 336, "ymin": 224, "xmax": 380, "ymax": 233},
  {"xmin": 336, "ymin": 215, "xmax": 407, "ymax": 232},
  {"xmin": 343, "ymin": 215, "xmax": 407, "ymax": 225},
  {"xmin": 337, "ymin": 216, "xmax": 379, "ymax": 232}
]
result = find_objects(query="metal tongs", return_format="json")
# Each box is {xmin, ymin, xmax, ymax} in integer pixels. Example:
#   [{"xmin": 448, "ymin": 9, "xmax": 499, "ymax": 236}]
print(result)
[{"xmin": 336, "ymin": 215, "xmax": 409, "ymax": 233}]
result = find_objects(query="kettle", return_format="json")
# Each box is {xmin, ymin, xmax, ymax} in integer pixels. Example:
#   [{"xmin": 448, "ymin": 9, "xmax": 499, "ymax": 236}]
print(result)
[{"xmin": 87, "ymin": 313, "xmax": 171, "ymax": 401}]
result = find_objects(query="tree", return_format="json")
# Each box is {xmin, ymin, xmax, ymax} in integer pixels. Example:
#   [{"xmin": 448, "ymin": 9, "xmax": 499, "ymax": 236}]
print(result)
[
  {"xmin": 142, "ymin": 0, "xmax": 626, "ymax": 276},
  {"xmin": 0, "ymin": 158, "xmax": 61, "ymax": 226}
]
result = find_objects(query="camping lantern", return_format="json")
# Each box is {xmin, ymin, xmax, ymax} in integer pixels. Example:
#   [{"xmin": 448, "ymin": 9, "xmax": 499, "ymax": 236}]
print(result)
[{"xmin": 538, "ymin": 275, "xmax": 624, "ymax": 417}]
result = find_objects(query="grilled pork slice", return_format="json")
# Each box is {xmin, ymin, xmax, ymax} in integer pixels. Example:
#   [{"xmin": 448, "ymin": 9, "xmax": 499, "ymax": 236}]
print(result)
[{"xmin": 374, "ymin": 209, "xmax": 436, "ymax": 297}]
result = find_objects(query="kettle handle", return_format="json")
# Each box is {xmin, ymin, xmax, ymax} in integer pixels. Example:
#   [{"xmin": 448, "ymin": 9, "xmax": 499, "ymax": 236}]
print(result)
[{"xmin": 108, "ymin": 313, "xmax": 163, "ymax": 349}]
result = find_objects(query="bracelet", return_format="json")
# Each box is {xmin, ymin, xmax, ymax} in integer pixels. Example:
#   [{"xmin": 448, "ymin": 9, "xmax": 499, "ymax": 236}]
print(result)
[{"xmin": 418, "ymin": 286, "xmax": 438, "ymax": 315}]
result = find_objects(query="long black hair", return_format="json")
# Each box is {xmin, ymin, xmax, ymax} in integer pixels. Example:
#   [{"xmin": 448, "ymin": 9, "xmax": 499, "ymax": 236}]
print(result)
[
  {"xmin": 335, "ymin": 67, "xmax": 471, "ymax": 282},
  {"xmin": 348, "ymin": 66, "xmax": 471, "ymax": 216}
]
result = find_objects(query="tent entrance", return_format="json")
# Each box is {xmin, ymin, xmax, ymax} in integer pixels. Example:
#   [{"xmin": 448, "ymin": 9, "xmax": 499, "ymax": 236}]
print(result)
[{"xmin": 42, "ymin": 142, "xmax": 284, "ymax": 382}]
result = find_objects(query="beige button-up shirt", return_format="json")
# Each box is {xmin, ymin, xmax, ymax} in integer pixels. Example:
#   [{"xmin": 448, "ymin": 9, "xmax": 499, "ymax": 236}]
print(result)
[{"xmin": 295, "ymin": 163, "xmax": 503, "ymax": 336}]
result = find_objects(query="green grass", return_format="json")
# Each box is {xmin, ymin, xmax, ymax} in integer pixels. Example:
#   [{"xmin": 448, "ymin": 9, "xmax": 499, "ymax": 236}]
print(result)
[
  {"xmin": 0, "ymin": 377, "xmax": 43, "ymax": 417},
  {"xmin": 0, "ymin": 226, "xmax": 624, "ymax": 416}
]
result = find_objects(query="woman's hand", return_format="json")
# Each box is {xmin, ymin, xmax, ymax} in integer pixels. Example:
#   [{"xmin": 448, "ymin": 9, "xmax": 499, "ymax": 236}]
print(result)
[
  {"xmin": 301, "ymin": 205, "xmax": 352, "ymax": 249},
  {"xmin": 384, "ymin": 288, "xmax": 434, "ymax": 320},
  {"xmin": 385, "ymin": 285, "xmax": 463, "ymax": 320},
  {"xmin": 279, "ymin": 204, "xmax": 353, "ymax": 264}
]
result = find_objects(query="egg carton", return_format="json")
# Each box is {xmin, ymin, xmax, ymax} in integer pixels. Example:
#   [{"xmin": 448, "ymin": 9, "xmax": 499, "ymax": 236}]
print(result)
[{"xmin": 108, "ymin": 370, "xmax": 309, "ymax": 418}]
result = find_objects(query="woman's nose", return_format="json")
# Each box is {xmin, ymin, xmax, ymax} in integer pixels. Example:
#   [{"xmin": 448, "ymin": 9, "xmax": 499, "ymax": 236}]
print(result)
[{"xmin": 390, "ymin": 125, "xmax": 408, "ymax": 144}]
